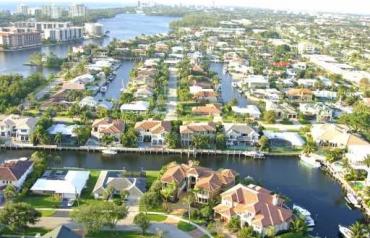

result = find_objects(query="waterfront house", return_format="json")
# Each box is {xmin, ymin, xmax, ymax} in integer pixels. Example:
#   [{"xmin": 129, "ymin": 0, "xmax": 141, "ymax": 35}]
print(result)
[
  {"xmin": 286, "ymin": 88, "xmax": 313, "ymax": 102},
  {"xmin": 311, "ymin": 123, "xmax": 369, "ymax": 149},
  {"xmin": 263, "ymin": 130, "xmax": 305, "ymax": 147},
  {"xmin": 0, "ymin": 114, "xmax": 38, "ymax": 143},
  {"xmin": 244, "ymin": 75, "xmax": 269, "ymax": 89},
  {"xmin": 120, "ymin": 101, "xmax": 149, "ymax": 113},
  {"xmin": 47, "ymin": 123, "xmax": 79, "ymax": 145},
  {"xmin": 79, "ymin": 96, "xmax": 113, "ymax": 110},
  {"xmin": 134, "ymin": 86, "xmax": 154, "ymax": 99},
  {"xmin": 0, "ymin": 158, "xmax": 33, "ymax": 195},
  {"xmin": 299, "ymin": 102, "xmax": 334, "ymax": 122},
  {"xmin": 265, "ymin": 101, "xmax": 298, "ymax": 121},
  {"xmin": 135, "ymin": 119, "xmax": 171, "ymax": 146},
  {"xmin": 92, "ymin": 170, "xmax": 145, "ymax": 200},
  {"xmin": 346, "ymin": 145, "xmax": 370, "ymax": 169},
  {"xmin": 192, "ymin": 104, "xmax": 221, "ymax": 116},
  {"xmin": 31, "ymin": 170, "xmax": 90, "ymax": 200},
  {"xmin": 180, "ymin": 122, "xmax": 217, "ymax": 147},
  {"xmin": 161, "ymin": 161, "xmax": 237, "ymax": 203},
  {"xmin": 223, "ymin": 123, "xmax": 259, "ymax": 147},
  {"xmin": 193, "ymin": 90, "xmax": 218, "ymax": 103},
  {"xmin": 71, "ymin": 74, "xmax": 95, "ymax": 84},
  {"xmin": 40, "ymin": 225, "xmax": 82, "ymax": 238},
  {"xmin": 213, "ymin": 184, "xmax": 292, "ymax": 235},
  {"xmin": 311, "ymin": 124, "xmax": 369, "ymax": 148},
  {"xmin": 92, "ymin": 118, "xmax": 125, "ymax": 141}
]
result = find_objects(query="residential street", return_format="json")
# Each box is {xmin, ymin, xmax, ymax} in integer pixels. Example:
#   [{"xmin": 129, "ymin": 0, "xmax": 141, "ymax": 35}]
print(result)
[{"xmin": 165, "ymin": 67, "xmax": 178, "ymax": 121}]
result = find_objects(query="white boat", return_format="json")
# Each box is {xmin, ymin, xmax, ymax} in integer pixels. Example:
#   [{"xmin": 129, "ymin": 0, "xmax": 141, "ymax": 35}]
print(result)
[
  {"xmin": 300, "ymin": 154, "xmax": 321, "ymax": 168},
  {"xmin": 102, "ymin": 149, "xmax": 117, "ymax": 156},
  {"xmin": 345, "ymin": 193, "xmax": 361, "ymax": 208},
  {"xmin": 305, "ymin": 216, "xmax": 315, "ymax": 227},
  {"xmin": 293, "ymin": 204, "xmax": 311, "ymax": 216},
  {"xmin": 231, "ymin": 82, "xmax": 238, "ymax": 88},
  {"xmin": 244, "ymin": 151, "xmax": 265, "ymax": 159},
  {"xmin": 100, "ymin": 86, "xmax": 108, "ymax": 93},
  {"xmin": 338, "ymin": 225, "xmax": 352, "ymax": 238}
]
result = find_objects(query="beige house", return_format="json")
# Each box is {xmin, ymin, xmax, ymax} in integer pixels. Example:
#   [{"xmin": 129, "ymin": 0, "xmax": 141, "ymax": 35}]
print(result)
[
  {"xmin": 135, "ymin": 119, "xmax": 171, "ymax": 146},
  {"xmin": 161, "ymin": 161, "xmax": 238, "ymax": 203},
  {"xmin": 0, "ymin": 115, "xmax": 38, "ymax": 142},
  {"xmin": 92, "ymin": 118, "xmax": 125, "ymax": 140},
  {"xmin": 180, "ymin": 122, "xmax": 216, "ymax": 147},
  {"xmin": 214, "ymin": 184, "xmax": 293, "ymax": 235},
  {"xmin": 311, "ymin": 124, "xmax": 369, "ymax": 148}
]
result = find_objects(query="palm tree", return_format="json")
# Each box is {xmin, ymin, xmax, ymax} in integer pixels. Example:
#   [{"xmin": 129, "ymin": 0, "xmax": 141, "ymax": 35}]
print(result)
[
  {"xmin": 290, "ymin": 218, "xmax": 308, "ymax": 235},
  {"xmin": 350, "ymin": 222, "xmax": 365, "ymax": 238},
  {"xmin": 54, "ymin": 132, "xmax": 62, "ymax": 146},
  {"xmin": 160, "ymin": 182, "xmax": 176, "ymax": 211},
  {"xmin": 363, "ymin": 155, "xmax": 370, "ymax": 168}
]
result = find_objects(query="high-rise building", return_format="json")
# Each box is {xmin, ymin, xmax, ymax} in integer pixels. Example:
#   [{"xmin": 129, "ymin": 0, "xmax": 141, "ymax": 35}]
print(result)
[
  {"xmin": 84, "ymin": 23, "xmax": 104, "ymax": 37},
  {"xmin": 16, "ymin": 4, "xmax": 29, "ymax": 15},
  {"xmin": 0, "ymin": 27, "xmax": 41, "ymax": 50},
  {"xmin": 44, "ymin": 27, "xmax": 83, "ymax": 42},
  {"xmin": 69, "ymin": 4, "xmax": 87, "ymax": 18},
  {"xmin": 42, "ymin": 5, "xmax": 64, "ymax": 19}
]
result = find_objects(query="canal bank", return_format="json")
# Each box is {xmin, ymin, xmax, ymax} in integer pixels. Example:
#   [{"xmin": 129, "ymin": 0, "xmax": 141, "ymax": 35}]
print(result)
[{"xmin": 0, "ymin": 149, "xmax": 364, "ymax": 238}]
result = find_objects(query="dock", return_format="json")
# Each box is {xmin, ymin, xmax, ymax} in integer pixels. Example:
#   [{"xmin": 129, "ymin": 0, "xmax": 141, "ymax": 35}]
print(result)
[{"xmin": 0, "ymin": 144, "xmax": 265, "ymax": 159}]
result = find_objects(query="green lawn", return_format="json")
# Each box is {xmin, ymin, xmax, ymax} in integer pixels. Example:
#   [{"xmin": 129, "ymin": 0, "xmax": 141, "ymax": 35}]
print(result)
[
  {"xmin": 22, "ymin": 195, "xmax": 61, "ymax": 208},
  {"xmin": 78, "ymin": 170, "xmax": 105, "ymax": 206},
  {"xmin": 38, "ymin": 209, "xmax": 56, "ymax": 217},
  {"xmin": 146, "ymin": 170, "xmax": 160, "ymax": 188},
  {"xmin": 87, "ymin": 231, "xmax": 154, "ymax": 238},
  {"xmin": 177, "ymin": 221, "xmax": 196, "ymax": 232},
  {"xmin": 147, "ymin": 213, "xmax": 167, "ymax": 222},
  {"xmin": 2, "ymin": 227, "xmax": 50, "ymax": 236}
]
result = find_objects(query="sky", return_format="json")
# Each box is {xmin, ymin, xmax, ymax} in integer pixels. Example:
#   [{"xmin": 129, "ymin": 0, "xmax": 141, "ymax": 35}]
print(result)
[{"xmin": 5, "ymin": 0, "xmax": 370, "ymax": 15}]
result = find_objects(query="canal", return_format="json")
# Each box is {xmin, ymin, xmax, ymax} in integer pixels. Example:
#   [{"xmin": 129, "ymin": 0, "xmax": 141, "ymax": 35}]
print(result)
[{"xmin": 0, "ymin": 150, "xmax": 363, "ymax": 238}]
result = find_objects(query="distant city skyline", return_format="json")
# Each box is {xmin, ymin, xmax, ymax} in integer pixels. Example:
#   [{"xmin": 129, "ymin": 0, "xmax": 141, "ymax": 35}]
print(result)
[{"xmin": 3, "ymin": 0, "xmax": 370, "ymax": 15}]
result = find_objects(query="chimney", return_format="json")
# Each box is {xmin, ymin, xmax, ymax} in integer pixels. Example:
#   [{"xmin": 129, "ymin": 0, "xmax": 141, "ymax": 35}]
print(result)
[{"xmin": 272, "ymin": 194, "xmax": 279, "ymax": 206}]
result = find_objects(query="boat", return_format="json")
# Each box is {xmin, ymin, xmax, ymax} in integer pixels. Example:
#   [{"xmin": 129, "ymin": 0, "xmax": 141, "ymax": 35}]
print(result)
[
  {"xmin": 305, "ymin": 216, "xmax": 315, "ymax": 227},
  {"xmin": 345, "ymin": 193, "xmax": 361, "ymax": 208},
  {"xmin": 244, "ymin": 151, "xmax": 265, "ymax": 159},
  {"xmin": 338, "ymin": 225, "xmax": 352, "ymax": 238},
  {"xmin": 231, "ymin": 82, "xmax": 238, "ymax": 88},
  {"xmin": 300, "ymin": 154, "xmax": 321, "ymax": 168},
  {"xmin": 102, "ymin": 149, "xmax": 117, "ymax": 156},
  {"xmin": 100, "ymin": 86, "xmax": 108, "ymax": 93},
  {"xmin": 293, "ymin": 204, "xmax": 311, "ymax": 216}
]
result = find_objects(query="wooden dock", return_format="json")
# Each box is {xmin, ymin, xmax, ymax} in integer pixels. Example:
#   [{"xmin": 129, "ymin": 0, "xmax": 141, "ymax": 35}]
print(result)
[{"xmin": 0, "ymin": 144, "xmax": 265, "ymax": 159}]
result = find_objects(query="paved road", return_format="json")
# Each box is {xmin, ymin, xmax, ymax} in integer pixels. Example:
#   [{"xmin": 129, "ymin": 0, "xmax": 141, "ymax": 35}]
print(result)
[{"xmin": 165, "ymin": 67, "xmax": 178, "ymax": 121}]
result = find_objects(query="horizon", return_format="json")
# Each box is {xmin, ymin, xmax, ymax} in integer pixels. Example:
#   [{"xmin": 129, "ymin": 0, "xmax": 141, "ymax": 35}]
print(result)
[{"xmin": 2, "ymin": 0, "xmax": 370, "ymax": 15}]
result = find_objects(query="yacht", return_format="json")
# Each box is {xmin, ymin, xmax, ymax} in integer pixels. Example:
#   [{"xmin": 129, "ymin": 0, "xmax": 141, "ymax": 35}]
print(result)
[
  {"xmin": 244, "ymin": 151, "xmax": 265, "ymax": 159},
  {"xmin": 100, "ymin": 86, "xmax": 108, "ymax": 93},
  {"xmin": 102, "ymin": 149, "xmax": 117, "ymax": 156},
  {"xmin": 338, "ymin": 225, "xmax": 352, "ymax": 238},
  {"xmin": 305, "ymin": 216, "xmax": 315, "ymax": 227},
  {"xmin": 300, "ymin": 154, "xmax": 321, "ymax": 168},
  {"xmin": 293, "ymin": 204, "xmax": 311, "ymax": 216},
  {"xmin": 345, "ymin": 193, "xmax": 361, "ymax": 208}
]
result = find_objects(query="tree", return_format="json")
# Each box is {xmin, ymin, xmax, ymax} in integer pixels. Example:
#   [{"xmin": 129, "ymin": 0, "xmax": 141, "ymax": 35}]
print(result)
[
  {"xmin": 258, "ymin": 136, "xmax": 269, "ymax": 151},
  {"xmin": 134, "ymin": 212, "xmax": 150, "ymax": 235},
  {"xmin": 303, "ymin": 139, "xmax": 316, "ymax": 155},
  {"xmin": 54, "ymin": 132, "xmax": 63, "ymax": 146},
  {"xmin": 350, "ymin": 222, "xmax": 366, "ymax": 238},
  {"xmin": 101, "ymin": 202, "xmax": 128, "ymax": 228},
  {"xmin": 200, "ymin": 205, "xmax": 213, "ymax": 221},
  {"xmin": 227, "ymin": 216, "xmax": 241, "ymax": 233},
  {"xmin": 263, "ymin": 111, "xmax": 276, "ymax": 124},
  {"xmin": 192, "ymin": 134, "xmax": 210, "ymax": 149},
  {"xmin": 289, "ymin": 218, "xmax": 308, "ymax": 235},
  {"xmin": 3, "ymin": 185, "xmax": 18, "ymax": 202},
  {"xmin": 182, "ymin": 192, "xmax": 195, "ymax": 221},
  {"xmin": 216, "ymin": 133, "xmax": 226, "ymax": 150},
  {"xmin": 165, "ymin": 132, "xmax": 180, "ymax": 149},
  {"xmin": 363, "ymin": 155, "xmax": 370, "ymax": 168},
  {"xmin": 161, "ymin": 181, "xmax": 176, "ymax": 211},
  {"xmin": 238, "ymin": 226, "xmax": 256, "ymax": 238},
  {"xmin": 0, "ymin": 202, "xmax": 41, "ymax": 232},
  {"xmin": 121, "ymin": 127, "xmax": 138, "ymax": 147}
]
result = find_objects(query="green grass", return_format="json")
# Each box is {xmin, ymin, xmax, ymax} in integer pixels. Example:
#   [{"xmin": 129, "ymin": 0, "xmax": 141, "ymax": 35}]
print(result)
[
  {"xmin": 2, "ymin": 227, "xmax": 50, "ymax": 236},
  {"xmin": 22, "ymin": 195, "xmax": 61, "ymax": 208},
  {"xmin": 177, "ymin": 221, "xmax": 196, "ymax": 232},
  {"xmin": 87, "ymin": 231, "xmax": 154, "ymax": 238},
  {"xmin": 146, "ymin": 170, "xmax": 160, "ymax": 188},
  {"xmin": 38, "ymin": 209, "xmax": 56, "ymax": 217},
  {"xmin": 147, "ymin": 213, "xmax": 167, "ymax": 222},
  {"xmin": 78, "ymin": 170, "xmax": 105, "ymax": 206},
  {"xmin": 277, "ymin": 232, "xmax": 310, "ymax": 238}
]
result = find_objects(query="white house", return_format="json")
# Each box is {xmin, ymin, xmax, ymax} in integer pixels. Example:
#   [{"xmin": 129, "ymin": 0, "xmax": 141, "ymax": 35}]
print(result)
[
  {"xmin": 244, "ymin": 75, "xmax": 269, "ymax": 89},
  {"xmin": 79, "ymin": 96, "xmax": 113, "ymax": 110},
  {"xmin": 120, "ymin": 101, "xmax": 149, "ymax": 113},
  {"xmin": 232, "ymin": 105, "xmax": 261, "ymax": 119},
  {"xmin": 223, "ymin": 123, "xmax": 259, "ymax": 146},
  {"xmin": 0, "ymin": 158, "xmax": 33, "ymax": 191},
  {"xmin": 263, "ymin": 130, "xmax": 305, "ymax": 147},
  {"xmin": 71, "ymin": 74, "xmax": 94, "ymax": 84},
  {"xmin": 31, "ymin": 170, "xmax": 90, "ymax": 200},
  {"xmin": 346, "ymin": 145, "xmax": 370, "ymax": 169},
  {"xmin": 0, "ymin": 115, "xmax": 38, "ymax": 142}
]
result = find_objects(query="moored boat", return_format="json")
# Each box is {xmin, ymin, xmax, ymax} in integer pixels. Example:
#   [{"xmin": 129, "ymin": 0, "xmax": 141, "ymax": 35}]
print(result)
[
  {"xmin": 102, "ymin": 149, "xmax": 117, "ymax": 156},
  {"xmin": 338, "ymin": 225, "xmax": 352, "ymax": 238},
  {"xmin": 345, "ymin": 193, "xmax": 361, "ymax": 208},
  {"xmin": 300, "ymin": 153, "xmax": 321, "ymax": 168}
]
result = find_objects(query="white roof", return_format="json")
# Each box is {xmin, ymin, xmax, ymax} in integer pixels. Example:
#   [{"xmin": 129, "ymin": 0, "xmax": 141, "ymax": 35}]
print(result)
[
  {"xmin": 263, "ymin": 130, "xmax": 305, "ymax": 147},
  {"xmin": 31, "ymin": 171, "xmax": 90, "ymax": 195},
  {"xmin": 232, "ymin": 105, "xmax": 261, "ymax": 118},
  {"xmin": 71, "ymin": 74, "xmax": 94, "ymax": 84},
  {"xmin": 120, "ymin": 101, "xmax": 149, "ymax": 111},
  {"xmin": 47, "ymin": 124, "xmax": 79, "ymax": 136}
]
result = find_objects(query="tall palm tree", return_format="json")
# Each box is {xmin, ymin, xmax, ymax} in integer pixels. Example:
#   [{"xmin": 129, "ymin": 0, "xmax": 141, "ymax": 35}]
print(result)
[
  {"xmin": 363, "ymin": 155, "xmax": 370, "ymax": 168},
  {"xmin": 160, "ymin": 182, "xmax": 176, "ymax": 211},
  {"xmin": 54, "ymin": 132, "xmax": 62, "ymax": 146},
  {"xmin": 182, "ymin": 191, "xmax": 195, "ymax": 221},
  {"xmin": 350, "ymin": 222, "xmax": 365, "ymax": 238},
  {"xmin": 290, "ymin": 218, "xmax": 308, "ymax": 235}
]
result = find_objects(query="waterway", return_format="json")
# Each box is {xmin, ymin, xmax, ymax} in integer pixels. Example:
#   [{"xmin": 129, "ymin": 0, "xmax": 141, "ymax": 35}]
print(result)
[
  {"xmin": 0, "ymin": 13, "xmax": 176, "ymax": 77},
  {"xmin": 0, "ymin": 150, "xmax": 364, "ymax": 238}
]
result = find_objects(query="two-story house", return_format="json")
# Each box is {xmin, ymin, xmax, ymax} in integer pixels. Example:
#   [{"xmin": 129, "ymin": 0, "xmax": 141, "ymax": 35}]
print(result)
[
  {"xmin": 0, "ymin": 115, "xmax": 38, "ymax": 143},
  {"xmin": 223, "ymin": 123, "xmax": 259, "ymax": 147},
  {"xmin": 286, "ymin": 88, "xmax": 313, "ymax": 102},
  {"xmin": 180, "ymin": 122, "xmax": 216, "ymax": 147},
  {"xmin": 92, "ymin": 118, "xmax": 125, "ymax": 141},
  {"xmin": 213, "ymin": 184, "xmax": 293, "ymax": 235},
  {"xmin": 134, "ymin": 119, "xmax": 171, "ymax": 146},
  {"xmin": 0, "ymin": 158, "xmax": 33, "ymax": 195},
  {"xmin": 161, "ymin": 161, "xmax": 238, "ymax": 203}
]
